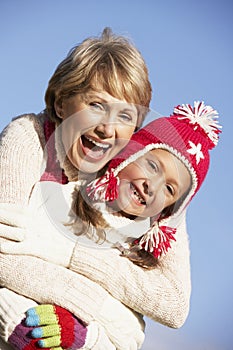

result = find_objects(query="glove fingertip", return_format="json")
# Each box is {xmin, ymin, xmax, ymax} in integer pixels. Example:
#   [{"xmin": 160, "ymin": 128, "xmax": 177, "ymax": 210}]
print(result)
[
  {"xmin": 31, "ymin": 327, "xmax": 43, "ymax": 338},
  {"xmin": 0, "ymin": 243, "xmax": 7, "ymax": 253},
  {"xmin": 26, "ymin": 308, "xmax": 37, "ymax": 316},
  {"xmin": 25, "ymin": 314, "xmax": 40, "ymax": 327},
  {"xmin": 17, "ymin": 232, "xmax": 25, "ymax": 241},
  {"xmin": 38, "ymin": 339, "xmax": 45, "ymax": 348}
]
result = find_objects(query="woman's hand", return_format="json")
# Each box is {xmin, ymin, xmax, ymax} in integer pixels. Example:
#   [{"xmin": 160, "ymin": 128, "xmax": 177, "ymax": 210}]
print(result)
[
  {"xmin": 0, "ymin": 214, "xmax": 75, "ymax": 267},
  {"xmin": 0, "ymin": 203, "xmax": 28, "ymax": 241}
]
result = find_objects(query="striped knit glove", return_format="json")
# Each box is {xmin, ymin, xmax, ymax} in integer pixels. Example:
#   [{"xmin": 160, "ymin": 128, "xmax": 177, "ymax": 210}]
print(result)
[
  {"xmin": 25, "ymin": 305, "xmax": 87, "ymax": 349},
  {"xmin": 8, "ymin": 320, "xmax": 62, "ymax": 350}
]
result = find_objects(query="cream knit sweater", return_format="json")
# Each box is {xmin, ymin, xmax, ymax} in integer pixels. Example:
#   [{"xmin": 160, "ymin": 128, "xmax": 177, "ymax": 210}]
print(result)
[
  {"xmin": 0, "ymin": 114, "xmax": 145, "ymax": 350},
  {"xmin": 0, "ymin": 114, "xmax": 191, "ymax": 346}
]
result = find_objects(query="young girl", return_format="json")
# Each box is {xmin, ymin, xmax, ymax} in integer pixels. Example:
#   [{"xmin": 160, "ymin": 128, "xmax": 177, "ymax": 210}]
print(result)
[
  {"xmin": 69, "ymin": 100, "xmax": 220, "ymax": 266},
  {"xmin": 1, "ymin": 101, "xmax": 221, "ymax": 349}
]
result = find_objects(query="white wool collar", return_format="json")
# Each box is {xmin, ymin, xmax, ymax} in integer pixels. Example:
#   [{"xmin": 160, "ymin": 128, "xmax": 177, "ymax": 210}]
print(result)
[{"xmin": 93, "ymin": 202, "xmax": 150, "ymax": 244}]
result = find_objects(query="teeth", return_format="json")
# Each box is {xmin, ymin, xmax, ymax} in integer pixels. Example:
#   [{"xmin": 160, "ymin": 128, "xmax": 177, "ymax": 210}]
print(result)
[
  {"xmin": 85, "ymin": 136, "xmax": 109, "ymax": 149},
  {"xmin": 131, "ymin": 184, "xmax": 145, "ymax": 204}
]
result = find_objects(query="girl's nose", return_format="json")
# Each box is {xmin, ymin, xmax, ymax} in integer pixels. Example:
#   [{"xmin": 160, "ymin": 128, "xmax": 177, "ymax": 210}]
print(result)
[
  {"xmin": 143, "ymin": 177, "xmax": 162, "ymax": 197},
  {"xmin": 143, "ymin": 179, "xmax": 155, "ymax": 197}
]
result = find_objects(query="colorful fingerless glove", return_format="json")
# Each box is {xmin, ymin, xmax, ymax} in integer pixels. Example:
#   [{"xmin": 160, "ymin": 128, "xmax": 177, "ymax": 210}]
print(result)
[{"xmin": 9, "ymin": 305, "xmax": 87, "ymax": 350}]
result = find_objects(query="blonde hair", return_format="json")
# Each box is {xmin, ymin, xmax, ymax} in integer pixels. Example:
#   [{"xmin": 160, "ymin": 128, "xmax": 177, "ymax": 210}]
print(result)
[{"xmin": 45, "ymin": 27, "xmax": 152, "ymax": 126}]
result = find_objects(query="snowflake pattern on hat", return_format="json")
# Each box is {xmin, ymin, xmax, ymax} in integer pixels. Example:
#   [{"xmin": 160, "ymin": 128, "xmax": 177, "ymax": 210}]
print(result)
[{"xmin": 187, "ymin": 141, "xmax": 204, "ymax": 164}]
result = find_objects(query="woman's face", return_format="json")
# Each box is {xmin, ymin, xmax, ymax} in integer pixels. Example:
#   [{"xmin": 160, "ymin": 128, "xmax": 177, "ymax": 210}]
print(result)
[
  {"xmin": 56, "ymin": 91, "xmax": 138, "ymax": 174},
  {"xmin": 110, "ymin": 149, "xmax": 191, "ymax": 218}
]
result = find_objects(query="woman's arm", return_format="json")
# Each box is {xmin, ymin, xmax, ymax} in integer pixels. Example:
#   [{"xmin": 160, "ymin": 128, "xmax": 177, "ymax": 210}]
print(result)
[
  {"xmin": 0, "ymin": 253, "xmax": 145, "ymax": 350},
  {"xmin": 69, "ymin": 213, "xmax": 191, "ymax": 329},
  {"xmin": 0, "ymin": 114, "xmax": 46, "ymax": 243},
  {"xmin": 0, "ymin": 117, "xmax": 143, "ymax": 349},
  {"xmin": 0, "ymin": 114, "xmax": 46, "ymax": 206},
  {"xmin": 0, "ymin": 288, "xmax": 37, "ymax": 342}
]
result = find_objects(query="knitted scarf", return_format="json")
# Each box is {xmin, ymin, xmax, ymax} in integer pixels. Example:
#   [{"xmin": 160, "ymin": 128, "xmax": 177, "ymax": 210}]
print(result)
[{"xmin": 40, "ymin": 119, "xmax": 68, "ymax": 184}]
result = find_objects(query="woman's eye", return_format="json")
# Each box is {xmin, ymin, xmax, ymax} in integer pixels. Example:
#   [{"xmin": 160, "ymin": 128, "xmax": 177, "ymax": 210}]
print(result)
[
  {"xmin": 89, "ymin": 102, "xmax": 104, "ymax": 111},
  {"xmin": 119, "ymin": 113, "xmax": 133, "ymax": 122},
  {"xmin": 166, "ymin": 184, "xmax": 174, "ymax": 196}
]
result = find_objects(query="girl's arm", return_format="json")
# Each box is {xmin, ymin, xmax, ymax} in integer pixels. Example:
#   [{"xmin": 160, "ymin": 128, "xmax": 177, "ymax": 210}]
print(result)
[
  {"xmin": 0, "ymin": 116, "xmax": 190, "ymax": 330},
  {"xmin": 0, "ymin": 288, "xmax": 116, "ymax": 350},
  {"xmin": 69, "ymin": 213, "xmax": 191, "ymax": 329},
  {"xmin": 0, "ymin": 253, "xmax": 145, "ymax": 350},
  {"xmin": 0, "ymin": 203, "xmax": 191, "ymax": 329}
]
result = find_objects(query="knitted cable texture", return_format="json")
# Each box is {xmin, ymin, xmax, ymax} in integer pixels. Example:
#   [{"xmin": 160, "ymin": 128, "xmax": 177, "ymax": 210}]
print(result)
[{"xmin": 0, "ymin": 114, "xmax": 46, "ymax": 205}]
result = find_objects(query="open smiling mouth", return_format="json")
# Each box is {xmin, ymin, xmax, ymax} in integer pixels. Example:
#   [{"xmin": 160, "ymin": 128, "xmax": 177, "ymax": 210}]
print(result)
[
  {"xmin": 130, "ymin": 183, "xmax": 146, "ymax": 206},
  {"xmin": 81, "ymin": 135, "xmax": 111, "ymax": 160}
]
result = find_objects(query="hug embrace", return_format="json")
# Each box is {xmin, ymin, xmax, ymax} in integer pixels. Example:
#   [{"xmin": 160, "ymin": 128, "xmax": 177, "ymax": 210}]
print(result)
[{"xmin": 0, "ymin": 28, "xmax": 221, "ymax": 350}]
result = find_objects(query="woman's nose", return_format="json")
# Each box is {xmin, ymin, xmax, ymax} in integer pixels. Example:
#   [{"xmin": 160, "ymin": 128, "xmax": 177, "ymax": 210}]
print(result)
[{"xmin": 95, "ymin": 122, "xmax": 115, "ymax": 138}]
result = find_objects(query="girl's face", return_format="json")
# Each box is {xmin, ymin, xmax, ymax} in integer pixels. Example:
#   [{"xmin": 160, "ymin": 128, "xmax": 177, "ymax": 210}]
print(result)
[
  {"xmin": 55, "ymin": 91, "xmax": 138, "ymax": 174},
  {"xmin": 110, "ymin": 149, "xmax": 191, "ymax": 218}
]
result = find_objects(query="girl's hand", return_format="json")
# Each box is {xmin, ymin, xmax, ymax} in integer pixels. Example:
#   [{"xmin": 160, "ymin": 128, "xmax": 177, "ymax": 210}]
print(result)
[
  {"xmin": 8, "ymin": 315, "xmax": 63, "ymax": 350},
  {"xmin": 25, "ymin": 304, "xmax": 87, "ymax": 349}
]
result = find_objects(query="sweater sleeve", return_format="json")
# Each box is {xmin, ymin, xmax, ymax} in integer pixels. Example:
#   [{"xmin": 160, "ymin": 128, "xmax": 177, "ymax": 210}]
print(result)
[
  {"xmin": 0, "ymin": 114, "xmax": 45, "ymax": 205},
  {"xmin": 0, "ymin": 115, "xmax": 45, "ymax": 343},
  {"xmin": 69, "ymin": 213, "xmax": 191, "ymax": 329},
  {"xmin": 0, "ymin": 254, "xmax": 145, "ymax": 350},
  {"xmin": 0, "ymin": 288, "xmax": 37, "ymax": 342},
  {"xmin": 0, "ymin": 287, "xmax": 115, "ymax": 350}
]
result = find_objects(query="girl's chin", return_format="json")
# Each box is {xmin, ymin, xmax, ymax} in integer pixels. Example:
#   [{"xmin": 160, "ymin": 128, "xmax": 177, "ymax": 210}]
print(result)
[{"xmin": 115, "ymin": 202, "xmax": 144, "ymax": 218}]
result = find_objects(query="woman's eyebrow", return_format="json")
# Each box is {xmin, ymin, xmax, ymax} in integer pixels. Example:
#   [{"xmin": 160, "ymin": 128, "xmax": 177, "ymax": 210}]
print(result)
[
  {"xmin": 86, "ymin": 92, "xmax": 103, "ymax": 99},
  {"xmin": 121, "ymin": 107, "xmax": 137, "ymax": 114}
]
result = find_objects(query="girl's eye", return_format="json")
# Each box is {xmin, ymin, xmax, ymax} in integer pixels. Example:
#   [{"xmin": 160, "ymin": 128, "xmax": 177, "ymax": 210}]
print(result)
[
  {"xmin": 148, "ymin": 160, "xmax": 158, "ymax": 172},
  {"xmin": 166, "ymin": 184, "xmax": 174, "ymax": 196}
]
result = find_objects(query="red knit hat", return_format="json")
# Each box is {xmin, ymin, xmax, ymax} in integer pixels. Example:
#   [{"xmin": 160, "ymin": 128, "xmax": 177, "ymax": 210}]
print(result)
[{"xmin": 87, "ymin": 101, "xmax": 222, "ymax": 258}]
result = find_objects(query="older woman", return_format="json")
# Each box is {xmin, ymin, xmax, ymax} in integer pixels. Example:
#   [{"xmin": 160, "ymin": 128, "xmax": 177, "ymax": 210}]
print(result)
[
  {"xmin": 0, "ymin": 27, "xmax": 151, "ymax": 350},
  {"xmin": 0, "ymin": 28, "xmax": 191, "ymax": 350}
]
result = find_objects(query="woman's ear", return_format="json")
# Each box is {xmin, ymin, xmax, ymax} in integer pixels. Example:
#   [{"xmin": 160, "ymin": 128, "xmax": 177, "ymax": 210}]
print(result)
[{"xmin": 54, "ymin": 98, "xmax": 63, "ymax": 119}]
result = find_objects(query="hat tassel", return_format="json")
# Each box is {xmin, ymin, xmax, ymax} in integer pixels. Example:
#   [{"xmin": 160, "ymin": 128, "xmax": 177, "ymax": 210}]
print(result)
[
  {"xmin": 86, "ymin": 169, "xmax": 119, "ymax": 202},
  {"xmin": 137, "ymin": 222, "xmax": 177, "ymax": 259}
]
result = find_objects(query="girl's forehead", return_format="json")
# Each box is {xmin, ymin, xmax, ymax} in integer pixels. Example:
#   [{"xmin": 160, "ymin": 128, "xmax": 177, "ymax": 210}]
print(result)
[{"xmin": 134, "ymin": 149, "xmax": 170, "ymax": 163}]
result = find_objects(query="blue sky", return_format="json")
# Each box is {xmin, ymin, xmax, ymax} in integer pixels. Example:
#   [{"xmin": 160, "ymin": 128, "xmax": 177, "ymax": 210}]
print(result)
[{"xmin": 0, "ymin": 1, "xmax": 232, "ymax": 349}]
